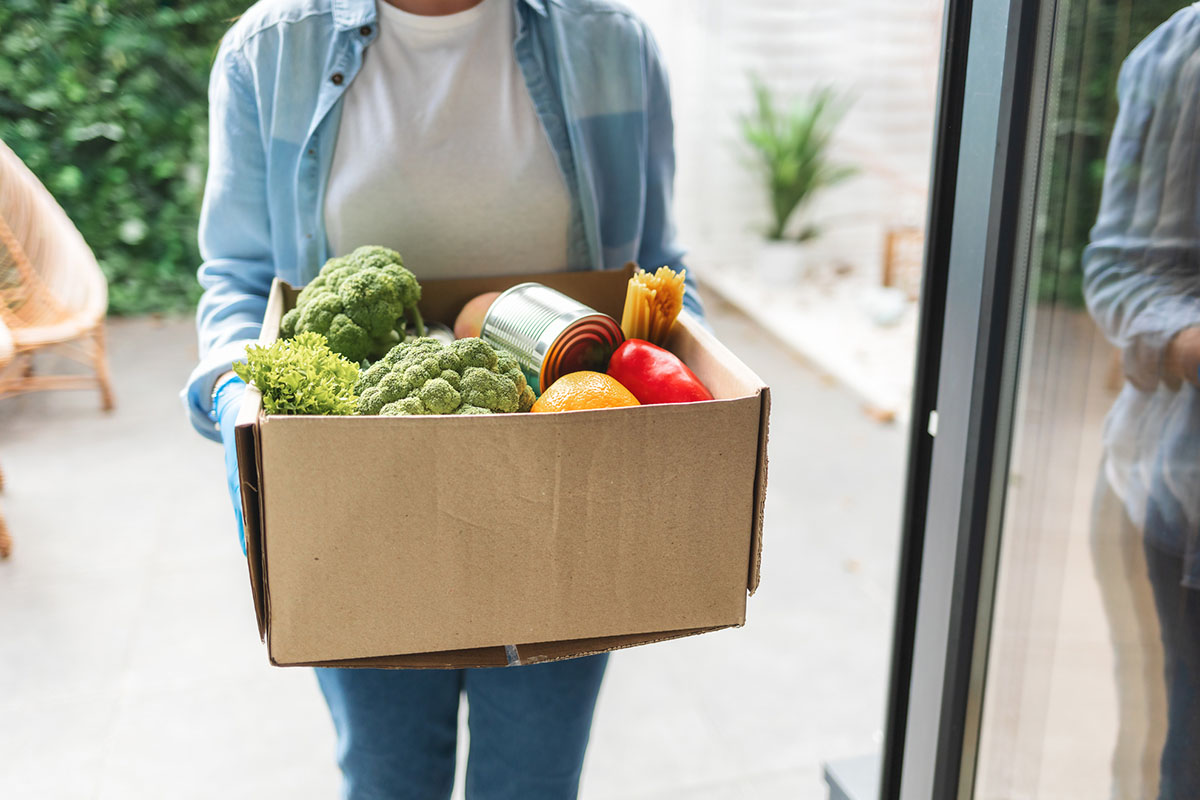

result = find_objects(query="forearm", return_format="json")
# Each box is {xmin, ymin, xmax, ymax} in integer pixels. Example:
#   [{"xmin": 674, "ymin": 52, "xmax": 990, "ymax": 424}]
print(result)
[{"xmin": 1084, "ymin": 247, "xmax": 1200, "ymax": 390}]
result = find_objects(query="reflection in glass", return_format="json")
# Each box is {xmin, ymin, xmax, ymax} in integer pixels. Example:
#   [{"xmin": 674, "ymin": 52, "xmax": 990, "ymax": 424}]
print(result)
[
  {"xmin": 1086, "ymin": 10, "xmax": 1200, "ymax": 797},
  {"xmin": 974, "ymin": 4, "xmax": 1200, "ymax": 800}
]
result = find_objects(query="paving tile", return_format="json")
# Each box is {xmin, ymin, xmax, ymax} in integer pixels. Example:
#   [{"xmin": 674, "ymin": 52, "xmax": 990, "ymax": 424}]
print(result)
[
  {"xmin": 0, "ymin": 690, "xmax": 122, "ymax": 799},
  {"xmin": 584, "ymin": 662, "xmax": 756, "ymax": 798},
  {"xmin": 93, "ymin": 672, "xmax": 338, "ymax": 800},
  {"xmin": 0, "ymin": 567, "xmax": 144, "ymax": 705},
  {"xmin": 120, "ymin": 559, "xmax": 271, "ymax": 692},
  {"xmin": 0, "ymin": 458, "xmax": 160, "ymax": 579},
  {"xmin": 583, "ymin": 765, "xmax": 824, "ymax": 800}
]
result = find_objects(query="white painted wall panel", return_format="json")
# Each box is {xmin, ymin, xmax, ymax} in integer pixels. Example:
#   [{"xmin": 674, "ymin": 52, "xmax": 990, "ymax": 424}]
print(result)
[{"xmin": 623, "ymin": 0, "xmax": 943, "ymax": 279}]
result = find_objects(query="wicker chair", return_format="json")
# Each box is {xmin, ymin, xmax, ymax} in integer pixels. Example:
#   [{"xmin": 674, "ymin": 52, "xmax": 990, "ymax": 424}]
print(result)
[
  {"xmin": 0, "ymin": 138, "xmax": 114, "ymax": 410},
  {"xmin": 0, "ymin": 138, "xmax": 116, "ymax": 559},
  {"xmin": 0, "ymin": 465, "xmax": 8, "ymax": 559},
  {"xmin": 0, "ymin": 318, "xmax": 11, "ymax": 558}
]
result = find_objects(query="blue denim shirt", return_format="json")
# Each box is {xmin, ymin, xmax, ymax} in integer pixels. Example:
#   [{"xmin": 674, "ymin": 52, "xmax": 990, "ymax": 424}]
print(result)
[
  {"xmin": 183, "ymin": 0, "xmax": 700, "ymax": 440},
  {"xmin": 1084, "ymin": 6, "xmax": 1200, "ymax": 587}
]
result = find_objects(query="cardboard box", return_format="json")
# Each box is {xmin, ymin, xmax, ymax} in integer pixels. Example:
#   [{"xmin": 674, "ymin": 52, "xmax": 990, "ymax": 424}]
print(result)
[{"xmin": 235, "ymin": 266, "xmax": 769, "ymax": 668}]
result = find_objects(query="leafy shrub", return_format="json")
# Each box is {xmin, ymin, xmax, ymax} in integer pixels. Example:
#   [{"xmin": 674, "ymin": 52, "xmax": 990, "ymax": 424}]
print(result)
[
  {"xmin": 0, "ymin": 0, "xmax": 244, "ymax": 315},
  {"xmin": 738, "ymin": 76, "xmax": 856, "ymax": 242},
  {"xmin": 1037, "ymin": 0, "xmax": 1183, "ymax": 307}
]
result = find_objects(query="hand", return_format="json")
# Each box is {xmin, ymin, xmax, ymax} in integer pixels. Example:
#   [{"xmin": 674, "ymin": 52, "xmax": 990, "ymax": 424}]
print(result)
[
  {"xmin": 214, "ymin": 374, "xmax": 248, "ymax": 554},
  {"xmin": 1164, "ymin": 327, "xmax": 1200, "ymax": 390}
]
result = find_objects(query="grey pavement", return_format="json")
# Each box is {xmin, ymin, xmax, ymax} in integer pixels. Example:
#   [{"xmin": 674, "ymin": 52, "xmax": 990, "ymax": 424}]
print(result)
[{"xmin": 0, "ymin": 290, "xmax": 905, "ymax": 799}]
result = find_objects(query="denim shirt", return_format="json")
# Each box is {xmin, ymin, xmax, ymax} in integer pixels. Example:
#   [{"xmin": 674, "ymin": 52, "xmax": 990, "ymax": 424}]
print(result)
[
  {"xmin": 1084, "ymin": 5, "xmax": 1200, "ymax": 587},
  {"xmin": 183, "ymin": 0, "xmax": 700, "ymax": 440}
]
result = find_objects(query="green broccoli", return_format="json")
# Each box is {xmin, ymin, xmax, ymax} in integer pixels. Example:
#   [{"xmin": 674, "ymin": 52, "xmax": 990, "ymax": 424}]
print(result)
[
  {"xmin": 355, "ymin": 336, "xmax": 537, "ymax": 416},
  {"xmin": 279, "ymin": 245, "xmax": 424, "ymax": 363}
]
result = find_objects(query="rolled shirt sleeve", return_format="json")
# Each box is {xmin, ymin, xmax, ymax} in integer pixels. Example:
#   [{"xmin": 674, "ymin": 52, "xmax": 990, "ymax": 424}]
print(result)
[
  {"xmin": 182, "ymin": 43, "xmax": 276, "ymax": 440},
  {"xmin": 1083, "ymin": 16, "xmax": 1200, "ymax": 391}
]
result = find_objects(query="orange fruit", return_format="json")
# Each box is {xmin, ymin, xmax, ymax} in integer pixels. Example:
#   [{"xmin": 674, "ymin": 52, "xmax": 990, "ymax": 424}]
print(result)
[{"xmin": 531, "ymin": 371, "xmax": 640, "ymax": 412}]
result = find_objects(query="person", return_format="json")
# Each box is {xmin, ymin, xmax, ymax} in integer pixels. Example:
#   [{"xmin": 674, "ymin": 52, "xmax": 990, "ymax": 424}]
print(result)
[
  {"xmin": 1084, "ymin": 8, "xmax": 1200, "ymax": 798},
  {"xmin": 180, "ymin": 0, "xmax": 702, "ymax": 796}
]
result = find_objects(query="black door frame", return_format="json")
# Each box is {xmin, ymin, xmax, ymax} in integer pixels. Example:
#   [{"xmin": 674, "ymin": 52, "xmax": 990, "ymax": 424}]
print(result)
[{"xmin": 880, "ymin": 0, "xmax": 1051, "ymax": 795}]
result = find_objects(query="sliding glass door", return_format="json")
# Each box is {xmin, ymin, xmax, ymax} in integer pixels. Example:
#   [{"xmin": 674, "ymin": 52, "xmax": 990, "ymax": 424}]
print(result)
[{"xmin": 886, "ymin": 0, "xmax": 1200, "ymax": 797}]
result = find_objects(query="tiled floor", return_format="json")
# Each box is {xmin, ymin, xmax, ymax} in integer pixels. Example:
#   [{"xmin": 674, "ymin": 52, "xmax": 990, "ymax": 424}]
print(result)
[{"xmin": 0, "ymin": 292, "xmax": 905, "ymax": 799}]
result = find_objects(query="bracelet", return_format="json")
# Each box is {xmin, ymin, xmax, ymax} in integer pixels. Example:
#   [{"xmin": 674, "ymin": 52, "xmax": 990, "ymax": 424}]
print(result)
[{"xmin": 210, "ymin": 371, "xmax": 241, "ymax": 424}]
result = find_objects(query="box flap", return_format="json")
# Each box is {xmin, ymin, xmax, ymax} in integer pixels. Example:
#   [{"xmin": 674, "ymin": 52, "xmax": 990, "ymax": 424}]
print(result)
[
  {"xmin": 407, "ymin": 263, "xmax": 637, "ymax": 324},
  {"xmin": 749, "ymin": 387, "xmax": 770, "ymax": 593},
  {"xmin": 270, "ymin": 625, "xmax": 740, "ymax": 669},
  {"xmin": 234, "ymin": 389, "xmax": 266, "ymax": 639},
  {"xmin": 668, "ymin": 311, "xmax": 767, "ymax": 401},
  {"xmin": 504, "ymin": 626, "xmax": 740, "ymax": 665},
  {"xmin": 667, "ymin": 313, "xmax": 769, "ymax": 593},
  {"xmin": 258, "ymin": 278, "xmax": 289, "ymax": 346},
  {"xmin": 234, "ymin": 278, "xmax": 288, "ymax": 640}
]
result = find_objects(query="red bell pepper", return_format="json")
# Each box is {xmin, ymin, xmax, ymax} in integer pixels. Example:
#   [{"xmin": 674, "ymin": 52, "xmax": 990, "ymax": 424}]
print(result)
[{"xmin": 606, "ymin": 339, "xmax": 714, "ymax": 404}]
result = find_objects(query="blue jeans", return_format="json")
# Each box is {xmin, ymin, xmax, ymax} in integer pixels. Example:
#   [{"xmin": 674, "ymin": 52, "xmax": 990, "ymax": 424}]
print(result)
[
  {"xmin": 1144, "ymin": 537, "xmax": 1200, "ymax": 800},
  {"xmin": 315, "ymin": 654, "xmax": 608, "ymax": 800}
]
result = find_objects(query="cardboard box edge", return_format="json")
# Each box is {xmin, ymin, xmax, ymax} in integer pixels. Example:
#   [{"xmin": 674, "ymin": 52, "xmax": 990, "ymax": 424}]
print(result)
[
  {"xmin": 675, "ymin": 310, "xmax": 768, "ymax": 393},
  {"xmin": 268, "ymin": 624, "xmax": 741, "ymax": 669},
  {"xmin": 237, "ymin": 278, "xmax": 287, "ymax": 641},
  {"xmin": 748, "ymin": 386, "xmax": 770, "ymax": 595},
  {"xmin": 234, "ymin": 389, "xmax": 266, "ymax": 640},
  {"xmin": 673, "ymin": 309, "xmax": 770, "ymax": 595}
]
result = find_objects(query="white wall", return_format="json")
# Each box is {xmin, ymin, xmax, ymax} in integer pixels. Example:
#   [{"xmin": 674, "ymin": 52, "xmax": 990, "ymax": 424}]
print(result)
[{"xmin": 623, "ymin": 0, "xmax": 943, "ymax": 280}]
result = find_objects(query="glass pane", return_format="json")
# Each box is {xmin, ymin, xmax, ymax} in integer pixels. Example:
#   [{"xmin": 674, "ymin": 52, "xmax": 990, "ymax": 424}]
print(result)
[{"xmin": 975, "ymin": 2, "xmax": 1200, "ymax": 798}]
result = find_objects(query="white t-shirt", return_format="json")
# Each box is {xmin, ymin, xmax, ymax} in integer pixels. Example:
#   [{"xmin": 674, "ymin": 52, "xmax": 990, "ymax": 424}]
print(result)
[{"xmin": 323, "ymin": 0, "xmax": 571, "ymax": 279}]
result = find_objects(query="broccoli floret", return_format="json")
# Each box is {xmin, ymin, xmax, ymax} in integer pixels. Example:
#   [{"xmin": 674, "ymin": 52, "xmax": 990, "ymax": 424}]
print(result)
[
  {"xmin": 495, "ymin": 352, "xmax": 536, "ymax": 412},
  {"xmin": 355, "ymin": 336, "xmax": 533, "ymax": 416},
  {"xmin": 451, "ymin": 337, "xmax": 499, "ymax": 370},
  {"xmin": 454, "ymin": 404, "xmax": 492, "ymax": 415},
  {"xmin": 281, "ymin": 246, "xmax": 425, "ymax": 363},
  {"xmin": 459, "ymin": 366, "xmax": 520, "ymax": 413},
  {"xmin": 417, "ymin": 377, "xmax": 461, "ymax": 414}
]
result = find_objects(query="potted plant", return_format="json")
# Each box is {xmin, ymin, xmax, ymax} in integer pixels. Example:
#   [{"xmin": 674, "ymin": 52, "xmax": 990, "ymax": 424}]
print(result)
[{"xmin": 739, "ymin": 77, "xmax": 856, "ymax": 285}]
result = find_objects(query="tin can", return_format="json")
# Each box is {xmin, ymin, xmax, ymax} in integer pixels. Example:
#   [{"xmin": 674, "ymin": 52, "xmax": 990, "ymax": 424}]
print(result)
[{"xmin": 480, "ymin": 283, "xmax": 625, "ymax": 393}]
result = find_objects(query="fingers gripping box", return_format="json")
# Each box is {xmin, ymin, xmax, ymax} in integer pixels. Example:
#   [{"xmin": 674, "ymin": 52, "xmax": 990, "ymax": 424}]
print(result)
[{"xmin": 235, "ymin": 266, "xmax": 769, "ymax": 668}]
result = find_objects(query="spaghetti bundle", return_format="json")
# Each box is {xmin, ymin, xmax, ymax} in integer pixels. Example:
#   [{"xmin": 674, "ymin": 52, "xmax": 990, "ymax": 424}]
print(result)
[{"xmin": 620, "ymin": 265, "xmax": 686, "ymax": 345}]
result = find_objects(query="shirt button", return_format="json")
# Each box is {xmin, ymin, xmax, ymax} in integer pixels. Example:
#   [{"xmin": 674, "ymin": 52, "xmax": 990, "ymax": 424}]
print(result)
[
  {"xmin": 359, "ymin": 25, "xmax": 372, "ymax": 36},
  {"xmin": 331, "ymin": 72, "xmax": 344, "ymax": 85}
]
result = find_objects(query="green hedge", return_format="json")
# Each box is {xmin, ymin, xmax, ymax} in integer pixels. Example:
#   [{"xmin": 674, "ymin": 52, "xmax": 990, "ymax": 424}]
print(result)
[
  {"xmin": 1038, "ymin": 0, "xmax": 1184, "ymax": 307},
  {"xmin": 0, "ymin": 0, "xmax": 244, "ymax": 315}
]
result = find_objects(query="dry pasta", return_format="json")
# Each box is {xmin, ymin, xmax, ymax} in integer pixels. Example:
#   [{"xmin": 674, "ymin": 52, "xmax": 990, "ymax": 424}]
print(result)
[{"xmin": 620, "ymin": 265, "xmax": 686, "ymax": 345}]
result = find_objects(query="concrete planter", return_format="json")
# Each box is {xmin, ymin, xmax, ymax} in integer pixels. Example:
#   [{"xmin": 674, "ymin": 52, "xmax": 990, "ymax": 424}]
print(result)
[{"xmin": 755, "ymin": 239, "xmax": 807, "ymax": 286}]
